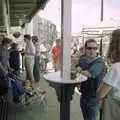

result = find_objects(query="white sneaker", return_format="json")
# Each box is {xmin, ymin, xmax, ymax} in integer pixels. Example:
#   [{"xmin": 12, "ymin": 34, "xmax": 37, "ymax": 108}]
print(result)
[{"xmin": 74, "ymin": 87, "xmax": 81, "ymax": 96}]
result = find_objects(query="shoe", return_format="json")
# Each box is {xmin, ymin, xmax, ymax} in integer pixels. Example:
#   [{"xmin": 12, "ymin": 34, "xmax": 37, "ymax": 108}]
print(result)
[{"xmin": 36, "ymin": 88, "xmax": 46, "ymax": 94}]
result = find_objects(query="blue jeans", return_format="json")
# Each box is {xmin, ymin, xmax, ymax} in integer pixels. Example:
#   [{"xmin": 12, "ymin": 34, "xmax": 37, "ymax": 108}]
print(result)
[
  {"xmin": 33, "ymin": 56, "xmax": 40, "ymax": 82},
  {"xmin": 80, "ymin": 97, "xmax": 100, "ymax": 120}
]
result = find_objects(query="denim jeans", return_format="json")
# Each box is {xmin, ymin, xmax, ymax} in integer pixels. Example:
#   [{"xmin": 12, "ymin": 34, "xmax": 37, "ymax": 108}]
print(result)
[
  {"xmin": 33, "ymin": 56, "xmax": 40, "ymax": 82},
  {"xmin": 80, "ymin": 96, "xmax": 100, "ymax": 120}
]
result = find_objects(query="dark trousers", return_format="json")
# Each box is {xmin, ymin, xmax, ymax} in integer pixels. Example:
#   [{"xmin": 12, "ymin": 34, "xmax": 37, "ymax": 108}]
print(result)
[
  {"xmin": 80, "ymin": 96, "xmax": 100, "ymax": 120},
  {"xmin": 33, "ymin": 56, "xmax": 40, "ymax": 82}
]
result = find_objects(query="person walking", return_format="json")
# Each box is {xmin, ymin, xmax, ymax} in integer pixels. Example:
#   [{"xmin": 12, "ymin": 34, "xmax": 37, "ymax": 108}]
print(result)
[{"xmin": 76, "ymin": 39, "xmax": 106, "ymax": 120}]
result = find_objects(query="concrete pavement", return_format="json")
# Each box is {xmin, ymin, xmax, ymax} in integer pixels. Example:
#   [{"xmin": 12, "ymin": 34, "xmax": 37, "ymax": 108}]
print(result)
[{"xmin": 8, "ymin": 72, "xmax": 84, "ymax": 120}]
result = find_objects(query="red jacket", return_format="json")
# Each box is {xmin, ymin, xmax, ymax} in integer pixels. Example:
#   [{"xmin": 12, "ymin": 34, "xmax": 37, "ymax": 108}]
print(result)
[{"xmin": 52, "ymin": 45, "xmax": 61, "ymax": 64}]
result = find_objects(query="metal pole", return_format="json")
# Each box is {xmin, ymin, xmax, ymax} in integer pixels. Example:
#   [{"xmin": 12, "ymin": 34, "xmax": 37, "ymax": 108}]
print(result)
[
  {"xmin": 99, "ymin": 36, "xmax": 103, "ymax": 56},
  {"xmin": 100, "ymin": 0, "xmax": 104, "ymax": 117},
  {"xmin": 101, "ymin": 0, "xmax": 103, "ymax": 22},
  {"xmin": 60, "ymin": 85, "xmax": 70, "ymax": 120},
  {"xmin": 60, "ymin": 0, "xmax": 71, "ymax": 120},
  {"xmin": 61, "ymin": 0, "xmax": 71, "ymax": 80},
  {"xmin": 100, "ymin": 0, "xmax": 104, "ymax": 56},
  {"xmin": 82, "ymin": 25, "xmax": 85, "ymax": 46}
]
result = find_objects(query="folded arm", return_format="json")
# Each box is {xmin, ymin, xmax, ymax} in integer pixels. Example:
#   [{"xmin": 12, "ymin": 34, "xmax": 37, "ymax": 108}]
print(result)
[{"xmin": 96, "ymin": 82, "xmax": 112, "ymax": 99}]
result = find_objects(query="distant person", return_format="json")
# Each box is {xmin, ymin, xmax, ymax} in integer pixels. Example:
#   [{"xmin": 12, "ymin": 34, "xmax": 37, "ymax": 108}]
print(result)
[
  {"xmin": 40, "ymin": 43, "xmax": 49, "ymax": 73},
  {"xmin": 71, "ymin": 46, "xmax": 85, "ymax": 80},
  {"xmin": 71, "ymin": 43, "xmax": 79, "ymax": 57},
  {"xmin": 97, "ymin": 29, "xmax": 120, "ymax": 120},
  {"xmin": 32, "ymin": 36, "xmax": 40, "ymax": 82},
  {"xmin": 9, "ymin": 43, "xmax": 20, "ymax": 75},
  {"xmin": 51, "ymin": 39, "xmax": 61, "ymax": 72},
  {"xmin": 76, "ymin": 39, "xmax": 106, "ymax": 120},
  {"xmin": 24, "ymin": 34, "xmax": 35, "ymax": 91}
]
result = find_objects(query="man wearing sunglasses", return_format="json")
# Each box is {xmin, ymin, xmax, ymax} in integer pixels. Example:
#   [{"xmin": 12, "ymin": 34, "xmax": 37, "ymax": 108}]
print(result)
[{"xmin": 76, "ymin": 39, "xmax": 106, "ymax": 120}]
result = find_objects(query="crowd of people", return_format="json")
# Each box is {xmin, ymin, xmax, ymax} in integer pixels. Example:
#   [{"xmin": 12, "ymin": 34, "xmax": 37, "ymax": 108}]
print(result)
[
  {"xmin": 73, "ymin": 29, "xmax": 120, "ymax": 120},
  {"xmin": 0, "ymin": 34, "xmax": 47, "ymax": 102},
  {"xmin": 0, "ymin": 29, "xmax": 120, "ymax": 120},
  {"xmin": 0, "ymin": 33, "xmax": 61, "ymax": 100}
]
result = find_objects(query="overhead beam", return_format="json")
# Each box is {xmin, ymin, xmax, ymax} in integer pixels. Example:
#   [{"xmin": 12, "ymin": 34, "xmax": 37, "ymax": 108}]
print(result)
[
  {"xmin": 9, "ymin": 0, "xmax": 49, "ymax": 26},
  {"xmin": 10, "ymin": 3, "xmax": 33, "ymax": 5},
  {"xmin": 10, "ymin": 7, "xmax": 32, "ymax": 10},
  {"xmin": 10, "ymin": 0, "xmax": 34, "ymax": 5},
  {"xmin": 26, "ymin": 0, "xmax": 48, "ymax": 20},
  {"xmin": 10, "ymin": 3, "xmax": 33, "ymax": 9},
  {"xmin": 84, "ymin": 26, "xmax": 119, "ymax": 29},
  {"xmin": 10, "ymin": 9, "xmax": 30, "ymax": 13}
]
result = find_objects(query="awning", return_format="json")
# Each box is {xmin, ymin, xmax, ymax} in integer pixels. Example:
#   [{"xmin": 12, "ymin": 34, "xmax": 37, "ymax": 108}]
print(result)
[
  {"xmin": 0, "ymin": 0, "xmax": 49, "ymax": 27},
  {"xmin": 10, "ymin": 0, "xmax": 49, "ymax": 26}
]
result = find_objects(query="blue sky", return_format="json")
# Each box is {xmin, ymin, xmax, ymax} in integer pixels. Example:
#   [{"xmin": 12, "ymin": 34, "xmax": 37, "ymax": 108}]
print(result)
[{"xmin": 38, "ymin": 0, "xmax": 120, "ymax": 33}]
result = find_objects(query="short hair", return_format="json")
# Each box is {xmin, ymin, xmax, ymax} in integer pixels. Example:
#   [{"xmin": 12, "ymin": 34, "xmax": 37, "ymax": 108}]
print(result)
[
  {"xmin": 32, "ymin": 36, "xmax": 39, "ymax": 43},
  {"xmin": 2, "ymin": 37, "xmax": 12, "ymax": 45},
  {"xmin": 11, "ymin": 43, "xmax": 18, "ymax": 49},
  {"xmin": 85, "ymin": 39, "xmax": 97, "ymax": 48},
  {"xmin": 24, "ymin": 34, "xmax": 31, "ymax": 40}
]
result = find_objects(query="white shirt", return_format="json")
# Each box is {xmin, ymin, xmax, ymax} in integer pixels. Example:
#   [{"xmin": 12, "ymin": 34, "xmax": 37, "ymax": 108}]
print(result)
[
  {"xmin": 103, "ymin": 63, "xmax": 120, "ymax": 89},
  {"xmin": 25, "ymin": 40, "xmax": 35, "ymax": 56},
  {"xmin": 103, "ymin": 62, "xmax": 120, "ymax": 100},
  {"xmin": 35, "ymin": 42, "xmax": 40, "ymax": 56}
]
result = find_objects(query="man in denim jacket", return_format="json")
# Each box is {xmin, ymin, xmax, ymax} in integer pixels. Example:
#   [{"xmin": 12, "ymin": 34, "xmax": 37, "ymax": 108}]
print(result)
[{"xmin": 76, "ymin": 39, "xmax": 106, "ymax": 120}]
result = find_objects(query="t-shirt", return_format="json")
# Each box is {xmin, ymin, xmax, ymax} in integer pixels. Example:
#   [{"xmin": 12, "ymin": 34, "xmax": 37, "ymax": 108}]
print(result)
[
  {"xmin": 25, "ymin": 41, "xmax": 35, "ymax": 56},
  {"xmin": 103, "ymin": 62, "xmax": 120, "ymax": 100},
  {"xmin": 35, "ymin": 42, "xmax": 40, "ymax": 56}
]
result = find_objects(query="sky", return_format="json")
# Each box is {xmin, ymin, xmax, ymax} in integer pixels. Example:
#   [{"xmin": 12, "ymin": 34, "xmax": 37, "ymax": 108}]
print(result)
[{"xmin": 38, "ymin": 0, "xmax": 120, "ymax": 34}]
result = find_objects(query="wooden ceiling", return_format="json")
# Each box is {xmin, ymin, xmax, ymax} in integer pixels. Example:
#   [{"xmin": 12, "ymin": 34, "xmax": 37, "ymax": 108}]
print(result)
[{"xmin": 0, "ymin": 0, "xmax": 48, "ymax": 27}]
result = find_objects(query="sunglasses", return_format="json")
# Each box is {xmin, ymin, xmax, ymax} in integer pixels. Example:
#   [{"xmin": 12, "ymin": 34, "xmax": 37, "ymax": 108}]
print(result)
[{"xmin": 86, "ymin": 47, "xmax": 97, "ymax": 50}]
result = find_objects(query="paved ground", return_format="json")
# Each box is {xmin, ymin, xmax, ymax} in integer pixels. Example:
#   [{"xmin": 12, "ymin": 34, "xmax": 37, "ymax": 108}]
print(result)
[
  {"xmin": 8, "ymin": 72, "xmax": 84, "ymax": 120},
  {"xmin": 7, "ymin": 61, "xmax": 84, "ymax": 120}
]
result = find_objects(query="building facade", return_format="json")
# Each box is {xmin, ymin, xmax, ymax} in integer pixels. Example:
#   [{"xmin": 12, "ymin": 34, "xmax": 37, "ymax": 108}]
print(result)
[{"xmin": 33, "ymin": 15, "xmax": 58, "ymax": 45}]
